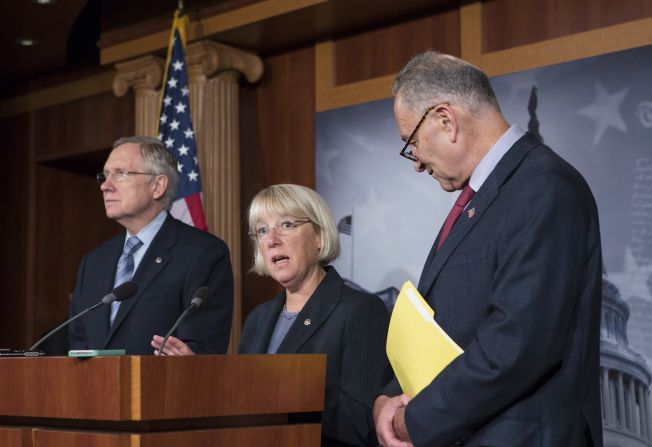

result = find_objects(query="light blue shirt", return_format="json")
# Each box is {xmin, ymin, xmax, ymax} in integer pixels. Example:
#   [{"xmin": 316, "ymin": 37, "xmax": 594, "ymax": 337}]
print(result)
[
  {"xmin": 468, "ymin": 125, "xmax": 526, "ymax": 193},
  {"xmin": 123, "ymin": 210, "xmax": 168, "ymax": 274}
]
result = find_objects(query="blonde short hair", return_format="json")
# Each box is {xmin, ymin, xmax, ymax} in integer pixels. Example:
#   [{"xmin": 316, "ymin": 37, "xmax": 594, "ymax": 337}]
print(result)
[{"xmin": 247, "ymin": 184, "xmax": 340, "ymax": 275}]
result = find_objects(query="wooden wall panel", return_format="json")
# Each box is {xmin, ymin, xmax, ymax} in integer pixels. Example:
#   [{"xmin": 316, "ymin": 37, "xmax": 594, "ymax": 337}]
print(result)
[
  {"xmin": 483, "ymin": 0, "xmax": 652, "ymax": 53},
  {"xmin": 31, "ymin": 166, "xmax": 121, "ymax": 346},
  {"xmin": 239, "ymin": 45, "xmax": 315, "ymax": 321},
  {"xmin": 32, "ymin": 90, "xmax": 134, "ymax": 161},
  {"xmin": 334, "ymin": 8, "xmax": 461, "ymax": 86},
  {"xmin": 0, "ymin": 114, "xmax": 30, "ymax": 348}
]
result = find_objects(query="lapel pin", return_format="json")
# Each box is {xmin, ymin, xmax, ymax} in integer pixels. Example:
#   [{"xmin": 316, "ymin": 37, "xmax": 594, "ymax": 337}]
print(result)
[
  {"xmin": 304, "ymin": 319, "xmax": 311, "ymax": 326},
  {"xmin": 467, "ymin": 207, "xmax": 475, "ymax": 219},
  {"xmin": 155, "ymin": 257, "xmax": 163, "ymax": 264}
]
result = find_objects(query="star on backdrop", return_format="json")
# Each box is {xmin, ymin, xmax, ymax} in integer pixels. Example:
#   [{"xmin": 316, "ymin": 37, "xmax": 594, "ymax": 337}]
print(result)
[{"xmin": 577, "ymin": 81, "xmax": 629, "ymax": 146}]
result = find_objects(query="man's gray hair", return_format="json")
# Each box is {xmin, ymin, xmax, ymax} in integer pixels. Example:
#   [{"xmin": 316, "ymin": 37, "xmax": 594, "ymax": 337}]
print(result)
[
  {"xmin": 393, "ymin": 50, "xmax": 500, "ymax": 115},
  {"xmin": 113, "ymin": 136, "xmax": 179, "ymax": 210}
]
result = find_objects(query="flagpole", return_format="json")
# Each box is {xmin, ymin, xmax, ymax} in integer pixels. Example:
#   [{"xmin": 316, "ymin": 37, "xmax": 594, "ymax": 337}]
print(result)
[{"xmin": 157, "ymin": 8, "xmax": 186, "ymax": 135}]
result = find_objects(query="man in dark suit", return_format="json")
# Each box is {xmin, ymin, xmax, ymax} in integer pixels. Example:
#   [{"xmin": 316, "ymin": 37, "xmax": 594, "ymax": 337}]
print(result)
[
  {"xmin": 69, "ymin": 136, "xmax": 233, "ymax": 355},
  {"xmin": 373, "ymin": 52, "xmax": 603, "ymax": 446}
]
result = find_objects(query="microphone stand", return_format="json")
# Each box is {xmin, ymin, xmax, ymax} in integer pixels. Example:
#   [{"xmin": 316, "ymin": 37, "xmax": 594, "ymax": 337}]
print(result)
[
  {"xmin": 158, "ymin": 301, "xmax": 199, "ymax": 355},
  {"xmin": 30, "ymin": 302, "xmax": 104, "ymax": 351}
]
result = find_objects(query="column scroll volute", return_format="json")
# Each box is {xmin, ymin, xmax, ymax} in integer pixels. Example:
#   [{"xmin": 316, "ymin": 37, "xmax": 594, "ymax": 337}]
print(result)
[
  {"xmin": 185, "ymin": 40, "xmax": 263, "ymax": 84},
  {"xmin": 113, "ymin": 55, "xmax": 165, "ymax": 97}
]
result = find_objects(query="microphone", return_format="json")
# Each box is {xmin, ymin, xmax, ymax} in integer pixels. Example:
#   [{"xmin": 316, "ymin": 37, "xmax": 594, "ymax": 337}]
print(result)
[
  {"xmin": 100, "ymin": 281, "xmax": 137, "ymax": 304},
  {"xmin": 158, "ymin": 287, "xmax": 211, "ymax": 355},
  {"xmin": 30, "ymin": 281, "xmax": 138, "ymax": 351}
]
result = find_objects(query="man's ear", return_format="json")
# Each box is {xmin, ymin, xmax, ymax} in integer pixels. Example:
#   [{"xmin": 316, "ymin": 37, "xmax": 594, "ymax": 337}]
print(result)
[
  {"xmin": 152, "ymin": 175, "xmax": 169, "ymax": 200},
  {"xmin": 437, "ymin": 105, "xmax": 458, "ymax": 143}
]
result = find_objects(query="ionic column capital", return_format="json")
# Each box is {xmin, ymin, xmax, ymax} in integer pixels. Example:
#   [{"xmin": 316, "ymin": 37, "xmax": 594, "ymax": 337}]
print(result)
[
  {"xmin": 113, "ymin": 55, "xmax": 165, "ymax": 97},
  {"xmin": 186, "ymin": 40, "xmax": 263, "ymax": 84}
]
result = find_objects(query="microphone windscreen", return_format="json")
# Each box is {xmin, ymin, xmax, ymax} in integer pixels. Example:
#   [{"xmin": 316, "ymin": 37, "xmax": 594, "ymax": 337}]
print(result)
[
  {"xmin": 190, "ymin": 286, "xmax": 211, "ymax": 308},
  {"xmin": 112, "ymin": 281, "xmax": 138, "ymax": 302}
]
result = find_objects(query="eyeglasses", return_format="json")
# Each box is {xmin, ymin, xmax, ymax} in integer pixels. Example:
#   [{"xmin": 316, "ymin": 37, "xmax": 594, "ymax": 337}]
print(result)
[
  {"xmin": 96, "ymin": 170, "xmax": 159, "ymax": 185},
  {"xmin": 249, "ymin": 219, "xmax": 312, "ymax": 240},
  {"xmin": 399, "ymin": 102, "xmax": 448, "ymax": 162}
]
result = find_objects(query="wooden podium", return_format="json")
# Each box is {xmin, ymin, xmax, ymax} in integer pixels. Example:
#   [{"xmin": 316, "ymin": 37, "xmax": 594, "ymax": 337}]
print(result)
[{"xmin": 0, "ymin": 354, "xmax": 326, "ymax": 447}]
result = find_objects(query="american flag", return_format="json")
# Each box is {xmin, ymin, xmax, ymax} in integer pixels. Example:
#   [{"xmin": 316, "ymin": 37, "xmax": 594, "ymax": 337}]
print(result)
[{"xmin": 158, "ymin": 11, "xmax": 207, "ymax": 231}]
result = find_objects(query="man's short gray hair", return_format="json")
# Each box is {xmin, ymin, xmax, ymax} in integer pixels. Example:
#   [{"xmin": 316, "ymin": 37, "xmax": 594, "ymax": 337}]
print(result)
[
  {"xmin": 393, "ymin": 50, "xmax": 500, "ymax": 115},
  {"xmin": 113, "ymin": 136, "xmax": 179, "ymax": 210}
]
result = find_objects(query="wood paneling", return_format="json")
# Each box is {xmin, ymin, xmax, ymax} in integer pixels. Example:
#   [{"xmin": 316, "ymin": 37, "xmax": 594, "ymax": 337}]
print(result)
[
  {"xmin": 0, "ymin": 71, "xmax": 115, "ymax": 119},
  {"xmin": 0, "ymin": 355, "xmax": 325, "ymax": 420},
  {"xmin": 32, "ymin": 425, "xmax": 320, "ymax": 447},
  {"xmin": 0, "ymin": 114, "xmax": 30, "ymax": 348},
  {"xmin": 239, "ymin": 46, "xmax": 315, "ymax": 321},
  {"xmin": 99, "ymin": 0, "xmax": 455, "ymax": 65},
  {"xmin": 2, "ymin": 356, "xmax": 324, "ymax": 447},
  {"xmin": 461, "ymin": 3, "xmax": 652, "ymax": 78},
  {"xmin": 32, "ymin": 166, "xmax": 121, "ymax": 345},
  {"xmin": 136, "ymin": 424, "xmax": 321, "ymax": 447},
  {"xmin": 33, "ymin": 431, "xmax": 128, "ymax": 447},
  {"xmin": 483, "ymin": 0, "xmax": 652, "ymax": 53},
  {"xmin": 32, "ymin": 90, "xmax": 134, "ymax": 161},
  {"xmin": 0, "ymin": 427, "xmax": 31, "ymax": 447},
  {"xmin": 334, "ymin": 9, "xmax": 461, "ymax": 86}
]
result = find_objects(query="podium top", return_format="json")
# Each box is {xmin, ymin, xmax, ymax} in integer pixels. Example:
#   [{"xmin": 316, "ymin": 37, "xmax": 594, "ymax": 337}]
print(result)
[{"xmin": 0, "ymin": 354, "xmax": 326, "ymax": 421}]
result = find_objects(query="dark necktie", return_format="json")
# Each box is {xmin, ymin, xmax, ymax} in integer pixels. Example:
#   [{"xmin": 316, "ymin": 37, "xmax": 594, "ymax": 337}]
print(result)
[{"xmin": 437, "ymin": 185, "xmax": 475, "ymax": 251}]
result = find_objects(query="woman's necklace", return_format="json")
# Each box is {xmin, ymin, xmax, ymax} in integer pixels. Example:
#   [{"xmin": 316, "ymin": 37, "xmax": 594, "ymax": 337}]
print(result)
[{"xmin": 280, "ymin": 305, "xmax": 299, "ymax": 320}]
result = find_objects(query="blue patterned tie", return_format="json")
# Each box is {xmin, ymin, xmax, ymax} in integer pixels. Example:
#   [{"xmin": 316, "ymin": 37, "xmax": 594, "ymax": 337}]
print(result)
[{"xmin": 111, "ymin": 236, "xmax": 143, "ymax": 325}]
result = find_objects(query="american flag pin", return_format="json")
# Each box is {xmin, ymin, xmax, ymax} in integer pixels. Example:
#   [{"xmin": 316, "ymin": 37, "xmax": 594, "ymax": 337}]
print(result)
[
  {"xmin": 467, "ymin": 207, "xmax": 475, "ymax": 219},
  {"xmin": 155, "ymin": 257, "xmax": 163, "ymax": 264},
  {"xmin": 304, "ymin": 319, "xmax": 311, "ymax": 326}
]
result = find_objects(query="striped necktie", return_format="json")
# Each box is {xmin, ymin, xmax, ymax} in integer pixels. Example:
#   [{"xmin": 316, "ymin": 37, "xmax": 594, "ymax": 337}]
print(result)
[{"xmin": 111, "ymin": 236, "xmax": 143, "ymax": 325}]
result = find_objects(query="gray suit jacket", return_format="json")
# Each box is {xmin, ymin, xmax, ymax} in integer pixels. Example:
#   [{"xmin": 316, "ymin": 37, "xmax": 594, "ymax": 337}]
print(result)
[{"xmin": 383, "ymin": 133, "xmax": 603, "ymax": 447}]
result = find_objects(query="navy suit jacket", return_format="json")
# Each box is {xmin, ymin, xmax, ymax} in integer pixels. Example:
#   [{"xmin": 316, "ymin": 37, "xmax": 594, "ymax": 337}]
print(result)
[
  {"xmin": 383, "ymin": 133, "xmax": 603, "ymax": 446},
  {"xmin": 69, "ymin": 215, "xmax": 234, "ymax": 355},
  {"xmin": 239, "ymin": 267, "xmax": 392, "ymax": 446}
]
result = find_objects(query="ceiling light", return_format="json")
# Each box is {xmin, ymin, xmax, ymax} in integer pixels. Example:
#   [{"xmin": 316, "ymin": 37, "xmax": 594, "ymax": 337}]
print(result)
[
  {"xmin": 16, "ymin": 38, "xmax": 38, "ymax": 47},
  {"xmin": 32, "ymin": 0, "xmax": 57, "ymax": 4}
]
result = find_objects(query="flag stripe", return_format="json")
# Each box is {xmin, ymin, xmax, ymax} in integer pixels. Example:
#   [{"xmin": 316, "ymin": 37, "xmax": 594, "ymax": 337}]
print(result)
[{"xmin": 157, "ymin": 10, "xmax": 208, "ymax": 231}]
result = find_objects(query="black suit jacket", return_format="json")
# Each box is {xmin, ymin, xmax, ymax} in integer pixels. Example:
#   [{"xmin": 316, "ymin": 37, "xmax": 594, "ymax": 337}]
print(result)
[
  {"xmin": 239, "ymin": 267, "xmax": 392, "ymax": 446},
  {"xmin": 69, "ymin": 215, "xmax": 234, "ymax": 355},
  {"xmin": 383, "ymin": 133, "xmax": 603, "ymax": 446}
]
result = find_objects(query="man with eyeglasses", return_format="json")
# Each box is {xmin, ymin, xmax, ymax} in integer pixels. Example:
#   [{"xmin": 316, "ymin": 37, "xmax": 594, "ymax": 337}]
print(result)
[
  {"xmin": 68, "ymin": 136, "xmax": 233, "ymax": 355},
  {"xmin": 373, "ymin": 52, "xmax": 603, "ymax": 447}
]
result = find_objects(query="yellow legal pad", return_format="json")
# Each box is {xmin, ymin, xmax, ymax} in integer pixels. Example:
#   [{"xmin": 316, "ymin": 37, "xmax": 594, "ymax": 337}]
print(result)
[{"xmin": 387, "ymin": 281, "xmax": 464, "ymax": 397}]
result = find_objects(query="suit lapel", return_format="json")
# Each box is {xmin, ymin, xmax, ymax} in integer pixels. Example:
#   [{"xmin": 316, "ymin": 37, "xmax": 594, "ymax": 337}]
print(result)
[
  {"xmin": 418, "ymin": 134, "xmax": 540, "ymax": 298},
  {"xmin": 104, "ymin": 216, "xmax": 176, "ymax": 346},
  {"xmin": 276, "ymin": 268, "xmax": 343, "ymax": 354},
  {"xmin": 417, "ymin": 238, "xmax": 440, "ymax": 291},
  {"xmin": 89, "ymin": 237, "xmax": 123, "ymax": 343}
]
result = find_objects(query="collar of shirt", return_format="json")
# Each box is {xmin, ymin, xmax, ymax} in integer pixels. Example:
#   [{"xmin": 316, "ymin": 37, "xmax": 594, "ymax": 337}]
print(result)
[
  {"xmin": 469, "ymin": 124, "xmax": 526, "ymax": 193},
  {"xmin": 123, "ymin": 210, "xmax": 168, "ymax": 273}
]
